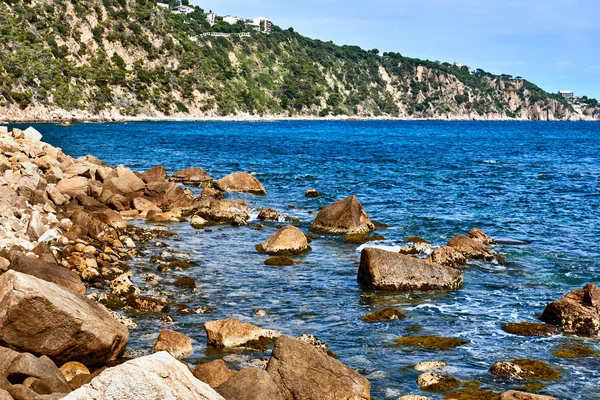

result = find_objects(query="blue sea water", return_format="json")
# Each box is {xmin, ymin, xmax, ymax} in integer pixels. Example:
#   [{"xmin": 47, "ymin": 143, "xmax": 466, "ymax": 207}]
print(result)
[{"xmin": 13, "ymin": 121, "xmax": 600, "ymax": 399}]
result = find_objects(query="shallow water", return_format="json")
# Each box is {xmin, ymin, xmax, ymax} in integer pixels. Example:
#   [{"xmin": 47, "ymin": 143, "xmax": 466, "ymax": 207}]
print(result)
[{"xmin": 14, "ymin": 120, "xmax": 600, "ymax": 399}]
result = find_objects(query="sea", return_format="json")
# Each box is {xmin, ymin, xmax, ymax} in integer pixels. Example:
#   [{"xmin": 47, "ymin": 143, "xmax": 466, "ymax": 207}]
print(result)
[{"xmin": 11, "ymin": 120, "xmax": 600, "ymax": 399}]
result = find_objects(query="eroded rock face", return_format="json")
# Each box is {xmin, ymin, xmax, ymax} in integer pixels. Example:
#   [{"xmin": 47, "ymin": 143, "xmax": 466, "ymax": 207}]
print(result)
[
  {"xmin": 214, "ymin": 172, "xmax": 266, "ymax": 194},
  {"xmin": 310, "ymin": 195, "xmax": 374, "ymax": 234},
  {"xmin": 447, "ymin": 235, "xmax": 502, "ymax": 262},
  {"xmin": 62, "ymin": 352, "xmax": 224, "ymax": 400},
  {"xmin": 152, "ymin": 329, "xmax": 193, "ymax": 359},
  {"xmin": 216, "ymin": 368, "xmax": 286, "ymax": 400},
  {"xmin": 266, "ymin": 336, "xmax": 370, "ymax": 400},
  {"xmin": 358, "ymin": 247, "xmax": 463, "ymax": 291},
  {"xmin": 170, "ymin": 168, "xmax": 213, "ymax": 186},
  {"xmin": 257, "ymin": 226, "xmax": 309, "ymax": 256},
  {"xmin": 0, "ymin": 271, "xmax": 129, "ymax": 366},
  {"xmin": 539, "ymin": 284, "xmax": 600, "ymax": 336},
  {"xmin": 204, "ymin": 318, "xmax": 281, "ymax": 348}
]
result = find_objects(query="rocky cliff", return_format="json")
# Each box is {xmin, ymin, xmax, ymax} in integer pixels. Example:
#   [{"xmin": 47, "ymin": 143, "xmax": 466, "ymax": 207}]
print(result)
[{"xmin": 0, "ymin": 0, "xmax": 598, "ymax": 121}]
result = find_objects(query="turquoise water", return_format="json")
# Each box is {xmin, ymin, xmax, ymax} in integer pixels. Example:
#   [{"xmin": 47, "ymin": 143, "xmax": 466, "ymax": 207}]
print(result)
[{"xmin": 16, "ymin": 121, "xmax": 600, "ymax": 398}]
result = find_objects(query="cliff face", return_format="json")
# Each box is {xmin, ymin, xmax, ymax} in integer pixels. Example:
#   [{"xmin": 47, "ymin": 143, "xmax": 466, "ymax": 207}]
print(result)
[{"xmin": 0, "ymin": 0, "xmax": 597, "ymax": 121}]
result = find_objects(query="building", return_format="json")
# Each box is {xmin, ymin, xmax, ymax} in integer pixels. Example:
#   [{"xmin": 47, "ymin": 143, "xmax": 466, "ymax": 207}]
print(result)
[
  {"xmin": 206, "ymin": 10, "xmax": 215, "ymax": 26},
  {"xmin": 223, "ymin": 15, "xmax": 243, "ymax": 25},
  {"xmin": 454, "ymin": 61, "xmax": 462, "ymax": 68},
  {"xmin": 156, "ymin": 2, "xmax": 169, "ymax": 10},
  {"xmin": 249, "ymin": 17, "xmax": 272, "ymax": 33},
  {"xmin": 558, "ymin": 90, "xmax": 575, "ymax": 100},
  {"xmin": 172, "ymin": 5, "xmax": 195, "ymax": 15}
]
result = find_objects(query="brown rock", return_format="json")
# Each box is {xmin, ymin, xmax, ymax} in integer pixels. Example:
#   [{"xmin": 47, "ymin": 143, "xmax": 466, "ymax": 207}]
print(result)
[
  {"xmin": 583, "ymin": 283, "xmax": 600, "ymax": 306},
  {"xmin": 447, "ymin": 235, "xmax": 502, "ymax": 262},
  {"xmin": 358, "ymin": 247, "xmax": 463, "ymax": 291},
  {"xmin": 139, "ymin": 166, "xmax": 167, "ymax": 183},
  {"xmin": 170, "ymin": 168, "xmax": 212, "ymax": 186},
  {"xmin": 305, "ymin": 188, "xmax": 320, "ymax": 198},
  {"xmin": 310, "ymin": 195, "xmax": 374, "ymax": 234},
  {"xmin": 132, "ymin": 197, "xmax": 162, "ymax": 216},
  {"xmin": 490, "ymin": 359, "xmax": 561, "ymax": 380},
  {"xmin": 214, "ymin": 172, "xmax": 266, "ymax": 194},
  {"xmin": 257, "ymin": 226, "xmax": 309, "ymax": 256},
  {"xmin": 204, "ymin": 318, "xmax": 281, "ymax": 348},
  {"xmin": 0, "ymin": 271, "xmax": 129, "ymax": 366},
  {"xmin": 500, "ymin": 391, "xmax": 556, "ymax": 400},
  {"xmin": 59, "ymin": 362, "xmax": 90, "ymax": 383},
  {"xmin": 193, "ymin": 360, "xmax": 236, "ymax": 388},
  {"xmin": 216, "ymin": 368, "xmax": 286, "ymax": 400},
  {"xmin": 539, "ymin": 284, "xmax": 600, "ymax": 336},
  {"xmin": 173, "ymin": 277, "xmax": 196, "ymax": 289},
  {"xmin": 152, "ymin": 329, "xmax": 193, "ymax": 359},
  {"xmin": 467, "ymin": 228, "xmax": 496, "ymax": 245},
  {"xmin": 257, "ymin": 208, "xmax": 281, "ymax": 221},
  {"xmin": 55, "ymin": 177, "xmax": 90, "ymax": 197},
  {"xmin": 125, "ymin": 295, "xmax": 170, "ymax": 313},
  {"xmin": 196, "ymin": 200, "xmax": 250, "ymax": 226},
  {"xmin": 102, "ymin": 166, "xmax": 145, "ymax": 199},
  {"xmin": 426, "ymin": 246, "xmax": 467, "ymax": 268},
  {"xmin": 145, "ymin": 181, "xmax": 194, "ymax": 209},
  {"xmin": 266, "ymin": 335, "xmax": 370, "ymax": 400}
]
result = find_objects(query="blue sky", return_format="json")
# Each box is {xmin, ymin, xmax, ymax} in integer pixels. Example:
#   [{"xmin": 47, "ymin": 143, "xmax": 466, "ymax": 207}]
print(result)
[{"xmin": 192, "ymin": 0, "xmax": 600, "ymax": 99}]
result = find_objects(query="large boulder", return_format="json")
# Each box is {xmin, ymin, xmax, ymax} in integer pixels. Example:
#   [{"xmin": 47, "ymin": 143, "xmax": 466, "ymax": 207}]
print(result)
[
  {"xmin": 216, "ymin": 368, "xmax": 286, "ymax": 400},
  {"xmin": 0, "ymin": 271, "xmax": 129, "ymax": 366},
  {"xmin": 55, "ymin": 177, "xmax": 90, "ymax": 197},
  {"xmin": 62, "ymin": 352, "xmax": 224, "ymax": 400},
  {"xmin": 467, "ymin": 228, "xmax": 496, "ymax": 245},
  {"xmin": 539, "ymin": 284, "xmax": 600, "ymax": 336},
  {"xmin": 102, "ymin": 166, "xmax": 145, "ymax": 200},
  {"xmin": 358, "ymin": 247, "xmax": 463, "ymax": 291},
  {"xmin": 447, "ymin": 235, "xmax": 502, "ymax": 262},
  {"xmin": 145, "ymin": 181, "xmax": 195, "ymax": 209},
  {"xmin": 3, "ymin": 252, "xmax": 86, "ymax": 295},
  {"xmin": 214, "ymin": 172, "xmax": 266, "ymax": 194},
  {"xmin": 256, "ymin": 226, "xmax": 309, "ymax": 255},
  {"xmin": 204, "ymin": 318, "xmax": 280, "ymax": 348},
  {"xmin": 310, "ymin": 195, "xmax": 374, "ymax": 234},
  {"xmin": 170, "ymin": 168, "xmax": 213, "ymax": 186},
  {"xmin": 152, "ymin": 329, "xmax": 193, "ymax": 360},
  {"xmin": 266, "ymin": 335, "xmax": 370, "ymax": 400},
  {"xmin": 193, "ymin": 360, "xmax": 236, "ymax": 388},
  {"xmin": 139, "ymin": 166, "xmax": 167, "ymax": 183}
]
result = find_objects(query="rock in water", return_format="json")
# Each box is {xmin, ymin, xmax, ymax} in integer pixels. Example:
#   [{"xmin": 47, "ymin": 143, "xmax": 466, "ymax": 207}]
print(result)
[
  {"xmin": 489, "ymin": 359, "xmax": 561, "ymax": 380},
  {"xmin": 204, "ymin": 318, "xmax": 281, "ymax": 348},
  {"xmin": 539, "ymin": 284, "xmax": 600, "ymax": 336},
  {"xmin": 62, "ymin": 352, "xmax": 224, "ymax": 400},
  {"xmin": 467, "ymin": 228, "xmax": 496, "ymax": 245},
  {"xmin": 357, "ymin": 247, "xmax": 463, "ymax": 291},
  {"xmin": 310, "ymin": 195, "xmax": 375, "ymax": 234},
  {"xmin": 170, "ymin": 168, "xmax": 213, "ymax": 186},
  {"xmin": 0, "ymin": 271, "xmax": 129, "ymax": 366},
  {"xmin": 500, "ymin": 391, "xmax": 556, "ymax": 400},
  {"xmin": 447, "ymin": 235, "xmax": 503, "ymax": 262},
  {"xmin": 214, "ymin": 172, "xmax": 266, "ymax": 194},
  {"xmin": 216, "ymin": 368, "xmax": 286, "ymax": 400},
  {"xmin": 256, "ymin": 225, "xmax": 309, "ymax": 255},
  {"xmin": 266, "ymin": 335, "xmax": 371, "ymax": 400},
  {"xmin": 152, "ymin": 329, "xmax": 193, "ymax": 359},
  {"xmin": 426, "ymin": 246, "xmax": 466, "ymax": 268}
]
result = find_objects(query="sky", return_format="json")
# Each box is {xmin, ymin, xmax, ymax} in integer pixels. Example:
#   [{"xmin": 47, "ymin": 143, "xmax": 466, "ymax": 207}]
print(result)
[{"xmin": 191, "ymin": 0, "xmax": 600, "ymax": 99}]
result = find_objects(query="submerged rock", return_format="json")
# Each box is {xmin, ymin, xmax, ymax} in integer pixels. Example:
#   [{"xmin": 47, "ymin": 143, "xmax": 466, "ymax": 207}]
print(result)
[
  {"xmin": 552, "ymin": 344, "xmax": 598, "ymax": 359},
  {"xmin": 256, "ymin": 225, "xmax": 310, "ymax": 255},
  {"xmin": 358, "ymin": 247, "xmax": 463, "ymax": 291},
  {"xmin": 539, "ymin": 283, "xmax": 600, "ymax": 336},
  {"xmin": 152, "ymin": 329, "xmax": 193, "ymax": 359},
  {"xmin": 63, "ymin": 352, "xmax": 224, "ymax": 400},
  {"xmin": 216, "ymin": 368, "xmax": 286, "ymax": 400},
  {"xmin": 395, "ymin": 336, "xmax": 468, "ymax": 350},
  {"xmin": 362, "ymin": 307, "xmax": 407, "ymax": 323},
  {"xmin": 204, "ymin": 318, "xmax": 281, "ymax": 348},
  {"xmin": 443, "ymin": 389, "xmax": 501, "ymax": 399},
  {"xmin": 310, "ymin": 195, "xmax": 375, "ymax": 234},
  {"xmin": 0, "ymin": 271, "xmax": 129, "ymax": 366},
  {"xmin": 173, "ymin": 276, "xmax": 196, "ymax": 289},
  {"xmin": 499, "ymin": 391, "xmax": 556, "ymax": 400},
  {"xmin": 344, "ymin": 234, "xmax": 385, "ymax": 244},
  {"xmin": 193, "ymin": 359, "xmax": 236, "ymax": 388},
  {"xmin": 305, "ymin": 188, "xmax": 320, "ymax": 198},
  {"xmin": 214, "ymin": 172, "xmax": 266, "ymax": 194},
  {"xmin": 417, "ymin": 372, "xmax": 460, "ymax": 392},
  {"xmin": 170, "ymin": 167, "xmax": 212, "ymax": 186},
  {"xmin": 266, "ymin": 335, "xmax": 370, "ymax": 400},
  {"xmin": 490, "ymin": 359, "xmax": 562, "ymax": 381},
  {"xmin": 264, "ymin": 256, "xmax": 294, "ymax": 266},
  {"xmin": 415, "ymin": 361, "xmax": 448, "ymax": 372},
  {"xmin": 502, "ymin": 322, "xmax": 558, "ymax": 336}
]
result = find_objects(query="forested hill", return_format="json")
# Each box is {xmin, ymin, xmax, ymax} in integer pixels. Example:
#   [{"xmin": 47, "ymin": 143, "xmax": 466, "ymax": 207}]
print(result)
[{"xmin": 0, "ymin": 0, "xmax": 598, "ymax": 121}]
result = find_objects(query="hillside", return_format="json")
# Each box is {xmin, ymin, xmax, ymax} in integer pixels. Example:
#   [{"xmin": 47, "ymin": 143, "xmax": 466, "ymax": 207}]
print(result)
[{"xmin": 0, "ymin": 0, "xmax": 598, "ymax": 121}]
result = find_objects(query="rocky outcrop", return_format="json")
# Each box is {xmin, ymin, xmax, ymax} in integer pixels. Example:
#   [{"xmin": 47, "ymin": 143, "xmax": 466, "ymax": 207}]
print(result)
[
  {"xmin": 539, "ymin": 284, "xmax": 600, "ymax": 336},
  {"xmin": 310, "ymin": 195, "xmax": 374, "ymax": 234},
  {"xmin": 266, "ymin": 335, "xmax": 370, "ymax": 400},
  {"xmin": 170, "ymin": 168, "xmax": 213, "ymax": 186},
  {"xmin": 63, "ymin": 352, "xmax": 224, "ymax": 400},
  {"xmin": 216, "ymin": 368, "xmax": 286, "ymax": 400},
  {"xmin": 204, "ymin": 318, "xmax": 281, "ymax": 348},
  {"xmin": 214, "ymin": 172, "xmax": 266, "ymax": 194},
  {"xmin": 152, "ymin": 329, "xmax": 193, "ymax": 359},
  {"xmin": 145, "ymin": 181, "xmax": 195, "ymax": 209},
  {"xmin": 193, "ymin": 360, "xmax": 236, "ymax": 388},
  {"xmin": 358, "ymin": 247, "xmax": 463, "ymax": 291},
  {"xmin": 0, "ymin": 270, "xmax": 129, "ymax": 366},
  {"xmin": 195, "ymin": 200, "xmax": 250, "ymax": 226},
  {"xmin": 256, "ymin": 226, "xmax": 309, "ymax": 255},
  {"xmin": 139, "ymin": 166, "xmax": 167, "ymax": 183},
  {"xmin": 447, "ymin": 234, "xmax": 503, "ymax": 262}
]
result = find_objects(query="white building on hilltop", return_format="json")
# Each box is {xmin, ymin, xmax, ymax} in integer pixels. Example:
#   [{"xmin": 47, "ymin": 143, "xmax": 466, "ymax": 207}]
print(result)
[
  {"xmin": 157, "ymin": 2, "xmax": 169, "ymax": 10},
  {"xmin": 223, "ymin": 15, "xmax": 243, "ymax": 25},
  {"xmin": 206, "ymin": 10, "xmax": 215, "ymax": 26},
  {"xmin": 248, "ymin": 17, "xmax": 272, "ymax": 33},
  {"xmin": 172, "ymin": 5, "xmax": 195, "ymax": 15}
]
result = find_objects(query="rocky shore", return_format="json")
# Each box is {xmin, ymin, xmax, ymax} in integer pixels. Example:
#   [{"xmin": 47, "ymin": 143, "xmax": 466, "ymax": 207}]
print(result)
[{"xmin": 0, "ymin": 126, "xmax": 595, "ymax": 399}]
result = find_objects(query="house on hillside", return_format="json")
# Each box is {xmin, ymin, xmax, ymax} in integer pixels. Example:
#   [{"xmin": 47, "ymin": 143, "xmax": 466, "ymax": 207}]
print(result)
[
  {"xmin": 172, "ymin": 5, "xmax": 195, "ymax": 15},
  {"xmin": 247, "ymin": 17, "xmax": 272, "ymax": 33},
  {"xmin": 206, "ymin": 10, "xmax": 215, "ymax": 26},
  {"xmin": 558, "ymin": 90, "xmax": 575, "ymax": 100},
  {"xmin": 223, "ymin": 15, "xmax": 243, "ymax": 25},
  {"xmin": 157, "ymin": 2, "xmax": 169, "ymax": 10}
]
